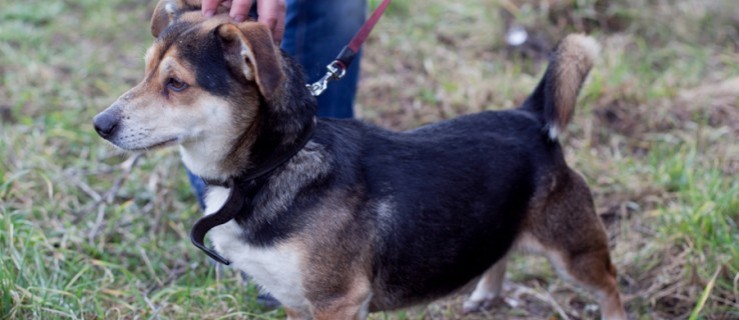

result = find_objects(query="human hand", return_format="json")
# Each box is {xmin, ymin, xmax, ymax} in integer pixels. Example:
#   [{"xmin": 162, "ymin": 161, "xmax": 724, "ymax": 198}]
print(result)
[{"xmin": 202, "ymin": 0, "xmax": 286, "ymax": 43}]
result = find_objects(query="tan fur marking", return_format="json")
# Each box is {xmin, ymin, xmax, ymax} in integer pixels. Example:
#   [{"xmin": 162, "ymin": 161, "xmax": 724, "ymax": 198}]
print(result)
[
  {"xmin": 216, "ymin": 96, "xmax": 260, "ymax": 176},
  {"xmin": 296, "ymin": 190, "xmax": 374, "ymax": 319},
  {"xmin": 311, "ymin": 277, "xmax": 372, "ymax": 320},
  {"xmin": 156, "ymin": 51, "xmax": 201, "ymax": 108},
  {"xmin": 144, "ymin": 45, "xmax": 161, "ymax": 74}
]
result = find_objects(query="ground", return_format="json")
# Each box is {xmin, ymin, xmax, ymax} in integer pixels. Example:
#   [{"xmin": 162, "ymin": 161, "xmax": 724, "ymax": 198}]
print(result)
[{"xmin": 0, "ymin": 0, "xmax": 737, "ymax": 319}]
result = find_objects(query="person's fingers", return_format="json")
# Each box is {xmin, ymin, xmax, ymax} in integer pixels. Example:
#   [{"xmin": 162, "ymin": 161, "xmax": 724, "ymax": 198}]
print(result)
[
  {"xmin": 230, "ymin": 0, "xmax": 253, "ymax": 22},
  {"xmin": 201, "ymin": 0, "xmax": 220, "ymax": 17},
  {"xmin": 201, "ymin": 0, "xmax": 285, "ymax": 43},
  {"xmin": 256, "ymin": 0, "xmax": 286, "ymax": 43}
]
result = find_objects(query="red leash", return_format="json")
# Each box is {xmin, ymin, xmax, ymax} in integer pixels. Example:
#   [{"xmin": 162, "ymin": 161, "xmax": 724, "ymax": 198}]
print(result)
[{"xmin": 307, "ymin": 0, "xmax": 392, "ymax": 96}]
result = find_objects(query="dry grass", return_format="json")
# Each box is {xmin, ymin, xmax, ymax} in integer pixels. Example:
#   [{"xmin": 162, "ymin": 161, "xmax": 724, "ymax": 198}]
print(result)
[{"xmin": 1, "ymin": 0, "xmax": 737, "ymax": 319}]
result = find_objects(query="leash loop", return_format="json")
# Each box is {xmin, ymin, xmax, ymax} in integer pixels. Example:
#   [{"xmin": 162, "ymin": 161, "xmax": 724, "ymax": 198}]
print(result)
[{"xmin": 190, "ymin": 179, "xmax": 239, "ymax": 265}]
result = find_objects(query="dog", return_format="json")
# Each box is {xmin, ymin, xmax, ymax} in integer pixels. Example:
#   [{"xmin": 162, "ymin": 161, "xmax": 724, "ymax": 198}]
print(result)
[{"xmin": 93, "ymin": 1, "xmax": 627, "ymax": 319}]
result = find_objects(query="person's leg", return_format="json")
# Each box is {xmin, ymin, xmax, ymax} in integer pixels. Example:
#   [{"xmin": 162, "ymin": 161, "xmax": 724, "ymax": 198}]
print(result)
[
  {"xmin": 187, "ymin": 170, "xmax": 207, "ymax": 209},
  {"xmin": 281, "ymin": 0, "xmax": 366, "ymax": 119}
]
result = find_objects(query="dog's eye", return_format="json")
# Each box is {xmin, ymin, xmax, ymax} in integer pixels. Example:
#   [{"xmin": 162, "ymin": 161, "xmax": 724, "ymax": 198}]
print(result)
[{"xmin": 167, "ymin": 78, "xmax": 188, "ymax": 92}]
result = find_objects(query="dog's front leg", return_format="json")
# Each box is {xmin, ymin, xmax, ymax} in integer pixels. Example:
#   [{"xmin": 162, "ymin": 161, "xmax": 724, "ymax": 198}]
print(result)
[
  {"xmin": 285, "ymin": 307, "xmax": 311, "ymax": 320},
  {"xmin": 463, "ymin": 254, "xmax": 509, "ymax": 313},
  {"xmin": 310, "ymin": 296, "xmax": 372, "ymax": 320},
  {"xmin": 307, "ymin": 279, "xmax": 373, "ymax": 320}
]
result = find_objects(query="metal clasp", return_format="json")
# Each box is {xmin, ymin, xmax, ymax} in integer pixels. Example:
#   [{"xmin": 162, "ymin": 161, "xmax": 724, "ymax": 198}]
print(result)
[{"xmin": 306, "ymin": 61, "xmax": 346, "ymax": 96}]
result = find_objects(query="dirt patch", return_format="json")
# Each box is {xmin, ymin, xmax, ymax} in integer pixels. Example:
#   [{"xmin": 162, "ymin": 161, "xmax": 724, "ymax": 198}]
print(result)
[
  {"xmin": 677, "ymin": 77, "xmax": 739, "ymax": 131},
  {"xmin": 0, "ymin": 105, "xmax": 15, "ymax": 124},
  {"xmin": 592, "ymin": 77, "xmax": 739, "ymax": 142}
]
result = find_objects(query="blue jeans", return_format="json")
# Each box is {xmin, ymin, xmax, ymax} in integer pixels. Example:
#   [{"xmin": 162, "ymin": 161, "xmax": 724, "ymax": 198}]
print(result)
[{"xmin": 188, "ymin": 0, "xmax": 366, "ymax": 208}]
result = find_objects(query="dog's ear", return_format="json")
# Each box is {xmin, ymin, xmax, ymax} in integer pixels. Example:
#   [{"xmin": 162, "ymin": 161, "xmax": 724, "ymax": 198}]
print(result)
[
  {"xmin": 150, "ymin": 0, "xmax": 201, "ymax": 38},
  {"xmin": 216, "ymin": 22, "xmax": 284, "ymax": 100}
]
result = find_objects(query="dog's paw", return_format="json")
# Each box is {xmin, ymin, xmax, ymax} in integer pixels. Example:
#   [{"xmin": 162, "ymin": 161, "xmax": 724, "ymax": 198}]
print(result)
[{"xmin": 461, "ymin": 296, "xmax": 503, "ymax": 314}]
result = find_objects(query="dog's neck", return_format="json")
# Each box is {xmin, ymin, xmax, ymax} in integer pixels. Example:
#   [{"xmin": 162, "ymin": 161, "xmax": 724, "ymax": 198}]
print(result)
[
  {"xmin": 209, "ymin": 116, "xmax": 316, "ymax": 187},
  {"xmin": 178, "ymin": 107, "xmax": 314, "ymax": 184}
]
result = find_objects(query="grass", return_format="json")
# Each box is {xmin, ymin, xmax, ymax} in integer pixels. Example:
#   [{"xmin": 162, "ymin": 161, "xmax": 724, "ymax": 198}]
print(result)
[{"xmin": 1, "ymin": 0, "xmax": 737, "ymax": 319}]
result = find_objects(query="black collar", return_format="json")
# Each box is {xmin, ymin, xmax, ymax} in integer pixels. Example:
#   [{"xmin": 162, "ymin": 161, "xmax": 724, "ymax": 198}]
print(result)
[{"xmin": 189, "ymin": 117, "xmax": 317, "ymax": 265}]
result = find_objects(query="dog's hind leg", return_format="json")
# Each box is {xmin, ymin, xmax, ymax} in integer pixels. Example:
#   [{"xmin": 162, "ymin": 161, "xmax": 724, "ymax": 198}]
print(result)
[
  {"xmin": 524, "ymin": 170, "xmax": 627, "ymax": 320},
  {"xmin": 462, "ymin": 254, "xmax": 509, "ymax": 313}
]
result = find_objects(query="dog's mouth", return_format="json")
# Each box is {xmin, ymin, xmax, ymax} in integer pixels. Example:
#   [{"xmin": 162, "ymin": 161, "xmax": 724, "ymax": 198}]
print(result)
[{"xmin": 127, "ymin": 137, "xmax": 179, "ymax": 151}]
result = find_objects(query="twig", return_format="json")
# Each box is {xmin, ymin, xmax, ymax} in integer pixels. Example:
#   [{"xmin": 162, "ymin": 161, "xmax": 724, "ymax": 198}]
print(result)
[
  {"xmin": 69, "ymin": 176, "xmax": 103, "ymax": 203},
  {"xmin": 538, "ymin": 287, "xmax": 573, "ymax": 320},
  {"xmin": 510, "ymin": 282, "xmax": 572, "ymax": 320},
  {"xmin": 87, "ymin": 204, "xmax": 107, "ymax": 245},
  {"xmin": 145, "ymin": 264, "xmax": 188, "ymax": 295},
  {"xmin": 85, "ymin": 153, "xmax": 144, "ymax": 242},
  {"xmin": 143, "ymin": 294, "xmax": 161, "ymax": 320},
  {"xmin": 139, "ymin": 247, "xmax": 164, "ymax": 288},
  {"xmin": 104, "ymin": 153, "xmax": 144, "ymax": 204}
]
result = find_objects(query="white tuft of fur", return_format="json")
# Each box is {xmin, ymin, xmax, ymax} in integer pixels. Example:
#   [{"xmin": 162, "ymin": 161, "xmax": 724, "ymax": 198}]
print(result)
[
  {"xmin": 203, "ymin": 186, "xmax": 231, "ymax": 215},
  {"xmin": 548, "ymin": 126, "xmax": 559, "ymax": 140},
  {"xmin": 164, "ymin": 1, "xmax": 178, "ymax": 15}
]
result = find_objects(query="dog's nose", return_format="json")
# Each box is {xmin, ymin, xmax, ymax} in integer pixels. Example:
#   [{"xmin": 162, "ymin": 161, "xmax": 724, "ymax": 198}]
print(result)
[{"xmin": 93, "ymin": 112, "xmax": 120, "ymax": 139}]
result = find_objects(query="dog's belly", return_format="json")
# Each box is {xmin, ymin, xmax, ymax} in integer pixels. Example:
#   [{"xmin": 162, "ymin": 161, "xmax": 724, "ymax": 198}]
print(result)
[{"xmin": 205, "ymin": 187, "xmax": 309, "ymax": 310}]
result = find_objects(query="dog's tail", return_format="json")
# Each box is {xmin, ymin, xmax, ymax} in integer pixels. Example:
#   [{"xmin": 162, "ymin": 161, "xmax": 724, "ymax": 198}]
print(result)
[{"xmin": 522, "ymin": 34, "xmax": 599, "ymax": 140}]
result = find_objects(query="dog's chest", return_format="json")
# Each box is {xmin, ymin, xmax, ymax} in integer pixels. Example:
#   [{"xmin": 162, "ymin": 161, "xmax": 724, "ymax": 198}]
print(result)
[{"xmin": 204, "ymin": 187, "xmax": 308, "ymax": 309}]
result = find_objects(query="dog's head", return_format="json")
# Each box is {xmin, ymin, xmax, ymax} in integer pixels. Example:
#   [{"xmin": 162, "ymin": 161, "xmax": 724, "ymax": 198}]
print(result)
[{"xmin": 93, "ymin": 0, "xmax": 314, "ymax": 179}]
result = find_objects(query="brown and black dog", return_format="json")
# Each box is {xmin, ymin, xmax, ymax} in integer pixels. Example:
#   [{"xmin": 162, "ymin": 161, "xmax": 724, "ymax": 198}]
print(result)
[{"xmin": 93, "ymin": 1, "xmax": 626, "ymax": 319}]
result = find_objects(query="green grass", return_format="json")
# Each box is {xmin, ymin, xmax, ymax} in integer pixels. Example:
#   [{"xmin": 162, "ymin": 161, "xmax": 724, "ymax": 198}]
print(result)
[{"xmin": 1, "ymin": 0, "xmax": 738, "ymax": 319}]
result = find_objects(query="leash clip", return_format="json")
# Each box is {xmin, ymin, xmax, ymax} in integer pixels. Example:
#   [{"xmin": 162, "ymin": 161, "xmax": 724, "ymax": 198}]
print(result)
[
  {"xmin": 305, "ymin": 0, "xmax": 391, "ymax": 96},
  {"xmin": 307, "ymin": 60, "xmax": 346, "ymax": 96}
]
